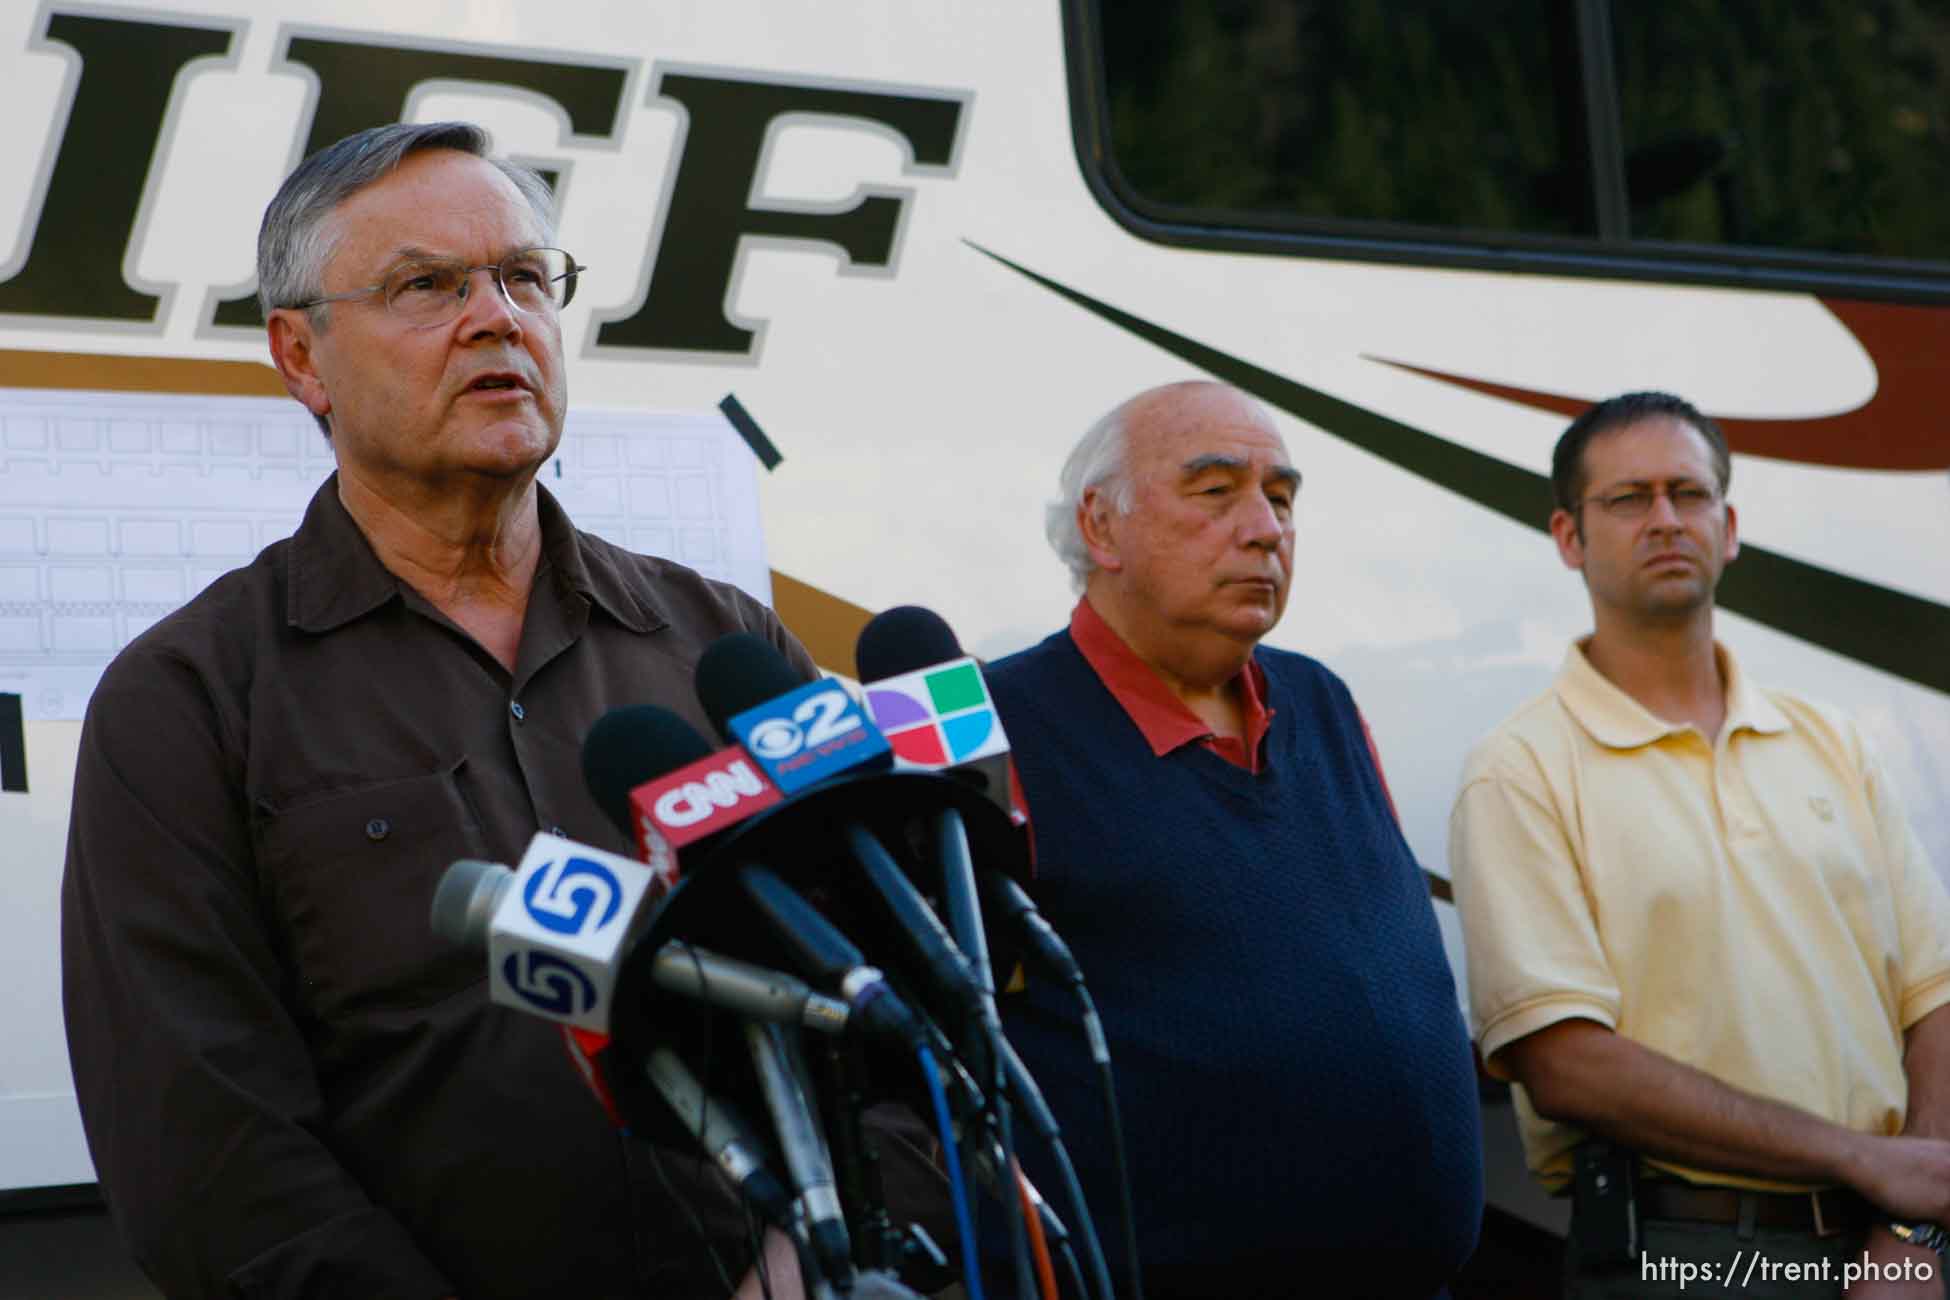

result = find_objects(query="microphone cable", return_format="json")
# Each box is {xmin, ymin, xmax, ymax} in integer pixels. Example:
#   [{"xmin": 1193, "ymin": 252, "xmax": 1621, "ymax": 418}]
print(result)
[
  {"xmin": 1014, "ymin": 1163, "xmax": 1059, "ymax": 1300},
  {"xmin": 1056, "ymin": 1238, "xmax": 1088, "ymax": 1300},
  {"xmin": 1077, "ymin": 983, "xmax": 1143, "ymax": 1300},
  {"xmin": 1045, "ymin": 1131, "xmax": 1113, "ymax": 1300},
  {"xmin": 1001, "ymin": 1041, "xmax": 1112, "ymax": 1300},
  {"xmin": 983, "ymin": 1035, "xmax": 1035, "ymax": 1300},
  {"xmin": 917, "ymin": 1042, "xmax": 986, "ymax": 1300},
  {"xmin": 988, "ymin": 867, "xmax": 1137, "ymax": 1300}
]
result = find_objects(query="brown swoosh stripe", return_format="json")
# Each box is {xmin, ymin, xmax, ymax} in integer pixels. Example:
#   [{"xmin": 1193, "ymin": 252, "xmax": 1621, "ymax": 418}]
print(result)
[
  {"xmin": 0, "ymin": 349, "xmax": 287, "ymax": 396},
  {"xmin": 1371, "ymin": 297, "xmax": 1950, "ymax": 471}
]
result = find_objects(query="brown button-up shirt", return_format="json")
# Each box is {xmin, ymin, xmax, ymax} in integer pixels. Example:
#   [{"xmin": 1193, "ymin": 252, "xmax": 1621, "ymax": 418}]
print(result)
[{"xmin": 61, "ymin": 476, "xmax": 820, "ymax": 1298}]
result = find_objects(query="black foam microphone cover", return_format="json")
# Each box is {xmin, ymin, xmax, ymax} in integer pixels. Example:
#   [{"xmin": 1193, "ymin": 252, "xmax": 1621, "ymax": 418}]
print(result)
[
  {"xmin": 580, "ymin": 704, "xmax": 717, "ymax": 839},
  {"xmin": 694, "ymin": 633, "xmax": 809, "ymax": 743},
  {"xmin": 855, "ymin": 605, "xmax": 964, "ymax": 684}
]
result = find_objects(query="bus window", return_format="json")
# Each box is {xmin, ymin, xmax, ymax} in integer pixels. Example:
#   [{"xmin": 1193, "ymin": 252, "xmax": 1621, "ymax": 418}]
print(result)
[
  {"xmin": 1614, "ymin": 2, "xmax": 1950, "ymax": 263},
  {"xmin": 1080, "ymin": 0, "xmax": 1950, "ymax": 290},
  {"xmin": 1100, "ymin": 0, "xmax": 1578, "ymax": 241}
]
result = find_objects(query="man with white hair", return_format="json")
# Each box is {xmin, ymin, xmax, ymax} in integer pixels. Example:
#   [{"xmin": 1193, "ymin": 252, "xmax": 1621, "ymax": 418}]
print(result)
[{"xmin": 983, "ymin": 380, "xmax": 1484, "ymax": 1297}]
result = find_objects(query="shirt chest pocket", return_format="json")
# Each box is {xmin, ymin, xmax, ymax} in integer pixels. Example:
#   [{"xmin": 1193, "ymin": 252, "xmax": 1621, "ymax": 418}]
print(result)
[{"xmin": 255, "ymin": 764, "xmax": 490, "ymax": 1026}]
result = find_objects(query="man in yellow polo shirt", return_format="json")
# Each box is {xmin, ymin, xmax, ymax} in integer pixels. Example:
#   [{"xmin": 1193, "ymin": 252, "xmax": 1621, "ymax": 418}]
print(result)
[{"xmin": 1450, "ymin": 391, "xmax": 1950, "ymax": 1299}]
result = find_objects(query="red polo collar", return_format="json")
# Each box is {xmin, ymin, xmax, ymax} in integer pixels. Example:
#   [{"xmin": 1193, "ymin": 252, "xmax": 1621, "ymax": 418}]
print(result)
[{"xmin": 1068, "ymin": 598, "xmax": 1274, "ymax": 773}]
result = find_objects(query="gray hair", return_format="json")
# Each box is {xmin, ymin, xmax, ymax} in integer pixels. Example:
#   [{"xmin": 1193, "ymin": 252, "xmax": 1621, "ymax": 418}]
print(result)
[
  {"xmin": 256, "ymin": 121, "xmax": 556, "ymax": 320},
  {"xmin": 1046, "ymin": 398, "xmax": 1137, "ymax": 591},
  {"xmin": 255, "ymin": 122, "xmax": 557, "ymax": 437}
]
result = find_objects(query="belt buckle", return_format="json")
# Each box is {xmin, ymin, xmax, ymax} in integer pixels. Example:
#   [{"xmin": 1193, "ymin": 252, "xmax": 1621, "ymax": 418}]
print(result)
[{"xmin": 1811, "ymin": 1190, "xmax": 1837, "ymax": 1238}]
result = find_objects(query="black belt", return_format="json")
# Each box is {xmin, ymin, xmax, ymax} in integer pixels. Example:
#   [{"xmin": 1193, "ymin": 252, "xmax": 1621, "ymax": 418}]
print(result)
[{"xmin": 1637, "ymin": 1181, "xmax": 1870, "ymax": 1237}]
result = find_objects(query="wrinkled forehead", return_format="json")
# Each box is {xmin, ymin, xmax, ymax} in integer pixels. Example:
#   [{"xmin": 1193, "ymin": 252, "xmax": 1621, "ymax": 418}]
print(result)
[
  {"xmin": 1128, "ymin": 385, "xmax": 1291, "ymax": 474},
  {"xmin": 326, "ymin": 150, "xmax": 545, "ymax": 274}
]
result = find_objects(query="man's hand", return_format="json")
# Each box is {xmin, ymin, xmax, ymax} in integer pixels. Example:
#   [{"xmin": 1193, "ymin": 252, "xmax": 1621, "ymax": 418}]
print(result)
[
  {"xmin": 1845, "ymin": 1226, "xmax": 1943, "ymax": 1299},
  {"xmin": 1845, "ymin": 1134, "xmax": 1950, "ymax": 1224}
]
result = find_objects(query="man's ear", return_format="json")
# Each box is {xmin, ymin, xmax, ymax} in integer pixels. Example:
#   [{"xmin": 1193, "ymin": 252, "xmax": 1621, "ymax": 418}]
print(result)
[
  {"xmin": 1721, "ymin": 500, "xmax": 1740, "ymax": 564},
  {"xmin": 1078, "ymin": 486, "xmax": 1122, "ymax": 574},
  {"xmin": 266, "ymin": 311, "xmax": 332, "ymax": 422},
  {"xmin": 1549, "ymin": 506, "xmax": 1585, "ymax": 572}
]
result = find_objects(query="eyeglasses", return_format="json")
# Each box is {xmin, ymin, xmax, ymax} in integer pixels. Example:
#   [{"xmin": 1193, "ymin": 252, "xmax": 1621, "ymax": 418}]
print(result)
[
  {"xmin": 1581, "ymin": 483, "xmax": 1722, "ymax": 519},
  {"xmin": 288, "ymin": 247, "xmax": 584, "ymax": 327}
]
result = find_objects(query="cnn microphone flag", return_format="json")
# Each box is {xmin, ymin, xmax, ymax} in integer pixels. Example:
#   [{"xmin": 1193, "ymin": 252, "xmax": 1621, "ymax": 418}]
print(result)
[{"xmin": 629, "ymin": 747, "xmax": 783, "ymax": 874}]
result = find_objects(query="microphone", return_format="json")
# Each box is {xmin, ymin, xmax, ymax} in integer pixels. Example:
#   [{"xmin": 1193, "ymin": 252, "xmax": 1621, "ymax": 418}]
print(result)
[
  {"xmin": 651, "ymin": 943, "xmax": 852, "ymax": 1035},
  {"xmin": 861, "ymin": 610, "xmax": 1130, "ymax": 1300},
  {"xmin": 579, "ymin": 706, "xmax": 946, "ymax": 1054},
  {"xmin": 855, "ymin": 608, "xmax": 1021, "ymax": 1019},
  {"xmin": 856, "ymin": 606, "xmax": 1017, "ymax": 824},
  {"xmin": 978, "ymin": 870, "xmax": 1084, "ymax": 989},
  {"xmin": 707, "ymin": 629, "xmax": 1032, "ymax": 1299},
  {"xmin": 747, "ymin": 1021, "xmax": 852, "ymax": 1285},
  {"xmin": 695, "ymin": 636, "xmax": 989, "ymax": 1029},
  {"xmin": 435, "ymin": 861, "xmax": 850, "ymax": 1034},
  {"xmin": 739, "ymin": 865, "xmax": 928, "ymax": 1050},
  {"xmin": 582, "ymin": 704, "xmax": 782, "ymax": 878},
  {"xmin": 435, "ymin": 846, "xmax": 858, "ymax": 1270},
  {"xmin": 841, "ymin": 822, "xmax": 986, "ymax": 1028},
  {"xmin": 696, "ymin": 632, "xmax": 890, "ymax": 793},
  {"xmin": 641, "ymin": 1045, "xmax": 797, "ymax": 1230},
  {"xmin": 429, "ymin": 834, "xmax": 661, "ymax": 1033}
]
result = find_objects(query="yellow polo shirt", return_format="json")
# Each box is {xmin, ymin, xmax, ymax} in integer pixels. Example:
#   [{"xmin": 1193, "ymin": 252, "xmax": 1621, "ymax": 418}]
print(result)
[{"xmin": 1449, "ymin": 639, "xmax": 1950, "ymax": 1191}]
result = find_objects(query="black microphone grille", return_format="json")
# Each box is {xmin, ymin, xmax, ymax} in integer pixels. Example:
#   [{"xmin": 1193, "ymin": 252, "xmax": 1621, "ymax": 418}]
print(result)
[
  {"xmin": 855, "ymin": 605, "xmax": 963, "ymax": 683},
  {"xmin": 581, "ymin": 705, "xmax": 717, "ymax": 839},
  {"xmin": 695, "ymin": 633, "xmax": 808, "ymax": 743}
]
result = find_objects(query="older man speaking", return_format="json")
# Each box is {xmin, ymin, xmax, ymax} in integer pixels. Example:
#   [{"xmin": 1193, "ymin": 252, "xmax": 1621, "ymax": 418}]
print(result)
[
  {"xmin": 60, "ymin": 123, "xmax": 834, "ymax": 1298},
  {"xmin": 985, "ymin": 380, "xmax": 1483, "ymax": 1297}
]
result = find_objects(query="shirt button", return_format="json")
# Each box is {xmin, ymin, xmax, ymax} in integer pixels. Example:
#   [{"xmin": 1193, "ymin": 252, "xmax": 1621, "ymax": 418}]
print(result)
[
  {"xmin": 365, "ymin": 817, "xmax": 390, "ymax": 842},
  {"xmin": 510, "ymin": 701, "xmax": 526, "ymax": 722}
]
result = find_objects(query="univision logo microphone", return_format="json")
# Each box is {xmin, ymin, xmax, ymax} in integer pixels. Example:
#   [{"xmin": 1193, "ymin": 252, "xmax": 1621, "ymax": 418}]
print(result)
[{"xmin": 864, "ymin": 659, "xmax": 1006, "ymax": 767}]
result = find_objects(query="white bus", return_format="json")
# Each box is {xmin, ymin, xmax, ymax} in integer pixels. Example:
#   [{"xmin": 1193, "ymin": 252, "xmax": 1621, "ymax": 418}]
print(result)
[{"xmin": 3, "ymin": 0, "xmax": 1945, "ymax": 1286}]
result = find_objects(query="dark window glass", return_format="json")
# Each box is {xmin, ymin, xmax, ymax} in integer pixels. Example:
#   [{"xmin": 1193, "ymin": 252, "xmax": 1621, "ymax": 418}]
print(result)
[
  {"xmin": 1614, "ymin": 1, "xmax": 1950, "ymax": 261},
  {"xmin": 1105, "ymin": 0, "xmax": 1575, "ymax": 238},
  {"xmin": 1098, "ymin": 0, "xmax": 1950, "ymax": 266}
]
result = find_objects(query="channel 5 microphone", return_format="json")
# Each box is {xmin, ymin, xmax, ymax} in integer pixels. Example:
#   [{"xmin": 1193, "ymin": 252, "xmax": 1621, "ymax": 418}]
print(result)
[
  {"xmin": 434, "ymin": 857, "xmax": 853, "ymax": 1036},
  {"xmin": 582, "ymin": 703, "xmax": 782, "ymax": 878},
  {"xmin": 429, "ymin": 850, "xmax": 807, "ymax": 1236},
  {"xmin": 429, "ymin": 832, "xmax": 660, "ymax": 1033},
  {"xmin": 856, "ymin": 606, "xmax": 1018, "ymax": 824}
]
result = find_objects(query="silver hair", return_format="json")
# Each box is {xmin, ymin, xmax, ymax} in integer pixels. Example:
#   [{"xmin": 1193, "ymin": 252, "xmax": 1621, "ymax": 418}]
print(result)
[
  {"xmin": 256, "ymin": 121, "xmax": 556, "ymax": 320},
  {"xmin": 1046, "ymin": 397, "xmax": 1137, "ymax": 591},
  {"xmin": 255, "ymin": 122, "xmax": 558, "ymax": 437}
]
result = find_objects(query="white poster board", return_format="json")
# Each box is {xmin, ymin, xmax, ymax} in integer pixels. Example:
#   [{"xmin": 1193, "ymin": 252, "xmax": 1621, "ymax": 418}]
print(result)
[{"xmin": 0, "ymin": 391, "xmax": 770, "ymax": 1190}]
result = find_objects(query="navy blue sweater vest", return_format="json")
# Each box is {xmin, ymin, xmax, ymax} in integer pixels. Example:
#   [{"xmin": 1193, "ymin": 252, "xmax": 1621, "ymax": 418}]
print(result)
[{"xmin": 986, "ymin": 631, "xmax": 1482, "ymax": 1296}]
